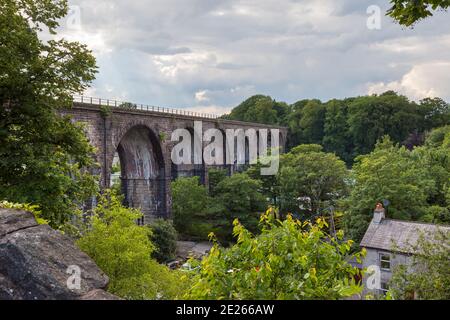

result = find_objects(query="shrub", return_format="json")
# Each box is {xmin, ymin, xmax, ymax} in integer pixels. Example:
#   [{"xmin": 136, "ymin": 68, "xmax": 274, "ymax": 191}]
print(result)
[
  {"xmin": 149, "ymin": 219, "xmax": 178, "ymax": 263},
  {"xmin": 185, "ymin": 208, "xmax": 364, "ymax": 300},
  {"xmin": 118, "ymin": 102, "xmax": 138, "ymax": 109},
  {"xmin": 76, "ymin": 191, "xmax": 185, "ymax": 299}
]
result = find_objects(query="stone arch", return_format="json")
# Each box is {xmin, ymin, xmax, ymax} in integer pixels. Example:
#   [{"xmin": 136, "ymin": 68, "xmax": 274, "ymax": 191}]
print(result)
[{"xmin": 115, "ymin": 124, "xmax": 166, "ymax": 224}]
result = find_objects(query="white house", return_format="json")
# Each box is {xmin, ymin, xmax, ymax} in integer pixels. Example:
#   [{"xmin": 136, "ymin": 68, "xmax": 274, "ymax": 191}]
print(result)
[{"xmin": 360, "ymin": 203, "xmax": 450, "ymax": 297}]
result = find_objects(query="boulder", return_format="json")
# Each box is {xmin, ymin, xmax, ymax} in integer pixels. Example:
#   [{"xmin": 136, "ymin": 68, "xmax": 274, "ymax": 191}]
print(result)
[
  {"xmin": 0, "ymin": 208, "xmax": 118, "ymax": 300},
  {"xmin": 176, "ymin": 241, "xmax": 213, "ymax": 260},
  {"xmin": 80, "ymin": 289, "xmax": 120, "ymax": 300},
  {"xmin": 0, "ymin": 209, "xmax": 38, "ymax": 237}
]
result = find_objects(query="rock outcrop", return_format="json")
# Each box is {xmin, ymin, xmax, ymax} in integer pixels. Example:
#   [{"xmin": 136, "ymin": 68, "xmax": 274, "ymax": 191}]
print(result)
[{"xmin": 0, "ymin": 208, "xmax": 119, "ymax": 300}]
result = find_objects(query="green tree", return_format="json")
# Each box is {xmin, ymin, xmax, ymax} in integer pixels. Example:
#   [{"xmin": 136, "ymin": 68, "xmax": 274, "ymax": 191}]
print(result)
[
  {"xmin": 418, "ymin": 97, "xmax": 450, "ymax": 131},
  {"xmin": 172, "ymin": 174, "xmax": 266, "ymax": 242},
  {"xmin": 387, "ymin": 0, "xmax": 450, "ymax": 26},
  {"xmin": 247, "ymin": 97, "xmax": 278, "ymax": 124},
  {"xmin": 413, "ymin": 126, "xmax": 450, "ymax": 223},
  {"xmin": 344, "ymin": 137, "xmax": 435, "ymax": 242},
  {"xmin": 171, "ymin": 176, "xmax": 210, "ymax": 236},
  {"xmin": 389, "ymin": 229, "xmax": 450, "ymax": 299},
  {"xmin": 225, "ymin": 92, "xmax": 448, "ymax": 163},
  {"xmin": 76, "ymin": 191, "xmax": 184, "ymax": 299},
  {"xmin": 149, "ymin": 219, "xmax": 178, "ymax": 263},
  {"xmin": 323, "ymin": 99, "xmax": 354, "ymax": 164},
  {"xmin": 208, "ymin": 168, "xmax": 228, "ymax": 197},
  {"xmin": 278, "ymin": 144, "xmax": 349, "ymax": 219},
  {"xmin": 171, "ymin": 176, "xmax": 228, "ymax": 241},
  {"xmin": 347, "ymin": 92, "xmax": 421, "ymax": 157},
  {"xmin": 245, "ymin": 156, "xmax": 280, "ymax": 205},
  {"xmin": 424, "ymin": 125, "xmax": 450, "ymax": 148},
  {"xmin": 185, "ymin": 209, "xmax": 363, "ymax": 300},
  {"xmin": 285, "ymin": 99, "xmax": 308, "ymax": 148},
  {"xmin": 215, "ymin": 173, "xmax": 267, "ymax": 226},
  {"xmin": 0, "ymin": 0, "xmax": 98, "ymax": 227},
  {"xmin": 298, "ymin": 100, "xmax": 326, "ymax": 145},
  {"xmin": 223, "ymin": 95, "xmax": 288, "ymax": 125}
]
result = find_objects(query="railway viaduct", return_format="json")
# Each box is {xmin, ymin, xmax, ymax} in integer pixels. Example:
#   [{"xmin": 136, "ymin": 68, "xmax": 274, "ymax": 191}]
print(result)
[{"xmin": 62, "ymin": 97, "xmax": 288, "ymax": 224}]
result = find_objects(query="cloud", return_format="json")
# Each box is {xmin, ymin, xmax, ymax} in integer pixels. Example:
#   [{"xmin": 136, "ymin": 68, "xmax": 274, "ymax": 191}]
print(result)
[
  {"xmin": 195, "ymin": 90, "xmax": 209, "ymax": 102},
  {"xmin": 367, "ymin": 62, "xmax": 450, "ymax": 101},
  {"xmin": 193, "ymin": 86, "xmax": 257, "ymax": 107},
  {"xmin": 50, "ymin": 0, "xmax": 450, "ymax": 110}
]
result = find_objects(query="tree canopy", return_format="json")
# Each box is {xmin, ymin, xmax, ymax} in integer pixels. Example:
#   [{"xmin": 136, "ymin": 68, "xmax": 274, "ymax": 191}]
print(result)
[
  {"xmin": 223, "ymin": 92, "xmax": 449, "ymax": 165},
  {"xmin": 387, "ymin": 0, "xmax": 450, "ymax": 26},
  {"xmin": 223, "ymin": 95, "xmax": 289, "ymax": 125},
  {"xmin": 0, "ymin": 0, "xmax": 98, "ymax": 227},
  {"xmin": 343, "ymin": 135, "xmax": 449, "ymax": 242},
  {"xmin": 277, "ymin": 144, "xmax": 349, "ymax": 219}
]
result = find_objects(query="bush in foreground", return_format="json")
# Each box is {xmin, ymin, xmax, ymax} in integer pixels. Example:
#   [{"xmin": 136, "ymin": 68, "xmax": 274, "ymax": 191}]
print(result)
[
  {"xmin": 76, "ymin": 191, "xmax": 185, "ymax": 299},
  {"xmin": 185, "ymin": 208, "xmax": 364, "ymax": 300}
]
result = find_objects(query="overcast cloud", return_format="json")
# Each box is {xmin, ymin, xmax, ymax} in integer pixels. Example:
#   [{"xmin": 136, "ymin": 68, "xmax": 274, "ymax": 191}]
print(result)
[{"xmin": 55, "ymin": 0, "xmax": 450, "ymax": 114}]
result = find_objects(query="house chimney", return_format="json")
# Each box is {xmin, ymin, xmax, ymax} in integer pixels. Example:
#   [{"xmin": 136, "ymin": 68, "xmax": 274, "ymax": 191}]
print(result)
[{"xmin": 373, "ymin": 203, "xmax": 385, "ymax": 224}]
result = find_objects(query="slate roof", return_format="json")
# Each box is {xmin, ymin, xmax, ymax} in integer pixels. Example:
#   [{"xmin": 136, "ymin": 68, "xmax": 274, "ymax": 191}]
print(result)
[{"xmin": 360, "ymin": 219, "xmax": 450, "ymax": 254}]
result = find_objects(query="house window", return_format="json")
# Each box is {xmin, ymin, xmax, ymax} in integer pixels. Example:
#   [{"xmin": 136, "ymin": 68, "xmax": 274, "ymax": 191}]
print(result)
[{"xmin": 379, "ymin": 253, "xmax": 391, "ymax": 271}]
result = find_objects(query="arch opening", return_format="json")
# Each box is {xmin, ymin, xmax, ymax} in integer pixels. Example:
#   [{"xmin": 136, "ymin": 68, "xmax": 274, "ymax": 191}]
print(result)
[{"xmin": 113, "ymin": 125, "xmax": 166, "ymax": 224}]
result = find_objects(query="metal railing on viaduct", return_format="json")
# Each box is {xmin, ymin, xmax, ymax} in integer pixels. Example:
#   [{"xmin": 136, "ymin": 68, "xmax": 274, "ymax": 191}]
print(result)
[{"xmin": 72, "ymin": 95, "xmax": 221, "ymax": 119}]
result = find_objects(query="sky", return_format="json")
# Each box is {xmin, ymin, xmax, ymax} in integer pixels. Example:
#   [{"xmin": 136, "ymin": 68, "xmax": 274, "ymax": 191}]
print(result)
[{"xmin": 54, "ymin": 0, "xmax": 450, "ymax": 115}]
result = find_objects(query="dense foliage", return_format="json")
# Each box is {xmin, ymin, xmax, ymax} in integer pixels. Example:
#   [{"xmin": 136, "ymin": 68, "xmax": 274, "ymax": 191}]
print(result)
[
  {"xmin": 207, "ymin": 168, "xmax": 228, "ymax": 197},
  {"xmin": 0, "ymin": 0, "xmax": 98, "ymax": 227},
  {"xmin": 186, "ymin": 208, "xmax": 364, "ymax": 300},
  {"xmin": 389, "ymin": 229, "xmax": 450, "ymax": 299},
  {"xmin": 344, "ymin": 132, "xmax": 450, "ymax": 242},
  {"xmin": 171, "ymin": 176, "xmax": 215, "ymax": 240},
  {"xmin": 222, "ymin": 95, "xmax": 288, "ymax": 125},
  {"xmin": 413, "ymin": 126, "xmax": 450, "ymax": 223},
  {"xmin": 277, "ymin": 144, "xmax": 349, "ymax": 219},
  {"xmin": 387, "ymin": 0, "xmax": 450, "ymax": 26},
  {"xmin": 224, "ymin": 92, "xmax": 450, "ymax": 165},
  {"xmin": 76, "ymin": 192, "xmax": 184, "ymax": 299},
  {"xmin": 214, "ymin": 173, "xmax": 267, "ymax": 227},
  {"xmin": 149, "ymin": 219, "xmax": 178, "ymax": 263},
  {"xmin": 172, "ymin": 174, "xmax": 267, "ymax": 242},
  {"xmin": 175, "ymin": 130, "xmax": 449, "ymax": 247},
  {"xmin": 246, "ymin": 157, "xmax": 279, "ymax": 205}
]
